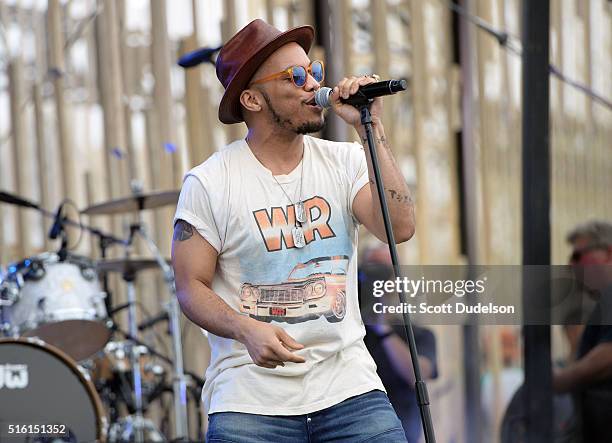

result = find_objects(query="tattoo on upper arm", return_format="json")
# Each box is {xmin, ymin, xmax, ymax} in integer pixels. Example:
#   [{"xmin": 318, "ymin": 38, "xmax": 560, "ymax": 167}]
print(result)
[{"xmin": 174, "ymin": 220, "xmax": 194, "ymax": 242}]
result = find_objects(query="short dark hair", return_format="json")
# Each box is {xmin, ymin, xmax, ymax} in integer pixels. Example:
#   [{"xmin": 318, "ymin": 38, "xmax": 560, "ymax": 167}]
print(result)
[{"xmin": 566, "ymin": 220, "xmax": 612, "ymax": 247}]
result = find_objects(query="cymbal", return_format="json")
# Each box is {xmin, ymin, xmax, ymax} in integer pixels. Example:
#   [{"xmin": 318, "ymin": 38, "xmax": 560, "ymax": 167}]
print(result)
[
  {"xmin": 82, "ymin": 190, "xmax": 180, "ymax": 215},
  {"xmin": 96, "ymin": 258, "xmax": 170, "ymax": 274}
]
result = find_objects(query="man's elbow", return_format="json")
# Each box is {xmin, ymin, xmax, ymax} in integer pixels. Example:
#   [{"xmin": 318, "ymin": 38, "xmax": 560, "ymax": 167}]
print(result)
[
  {"xmin": 397, "ymin": 224, "xmax": 415, "ymax": 243},
  {"xmin": 394, "ymin": 217, "xmax": 416, "ymax": 243}
]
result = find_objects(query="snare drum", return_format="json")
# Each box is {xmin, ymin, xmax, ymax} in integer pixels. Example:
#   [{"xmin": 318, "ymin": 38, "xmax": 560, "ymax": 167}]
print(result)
[
  {"xmin": 0, "ymin": 338, "xmax": 107, "ymax": 442},
  {"xmin": 5, "ymin": 253, "xmax": 111, "ymax": 361}
]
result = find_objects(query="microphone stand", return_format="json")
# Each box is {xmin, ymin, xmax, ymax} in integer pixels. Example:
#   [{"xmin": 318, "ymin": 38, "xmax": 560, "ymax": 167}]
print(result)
[{"xmin": 357, "ymin": 101, "xmax": 436, "ymax": 443}]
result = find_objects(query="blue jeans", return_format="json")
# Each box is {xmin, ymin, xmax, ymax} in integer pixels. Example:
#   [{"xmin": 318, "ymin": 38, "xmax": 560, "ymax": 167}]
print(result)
[{"xmin": 206, "ymin": 389, "xmax": 407, "ymax": 442}]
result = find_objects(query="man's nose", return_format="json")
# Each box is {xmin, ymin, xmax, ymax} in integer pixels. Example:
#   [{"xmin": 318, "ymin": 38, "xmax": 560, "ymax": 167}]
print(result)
[{"xmin": 304, "ymin": 74, "xmax": 320, "ymax": 91}]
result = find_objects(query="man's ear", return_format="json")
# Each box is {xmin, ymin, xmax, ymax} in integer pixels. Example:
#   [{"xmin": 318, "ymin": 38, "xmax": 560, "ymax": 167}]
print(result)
[{"xmin": 240, "ymin": 88, "xmax": 263, "ymax": 113}]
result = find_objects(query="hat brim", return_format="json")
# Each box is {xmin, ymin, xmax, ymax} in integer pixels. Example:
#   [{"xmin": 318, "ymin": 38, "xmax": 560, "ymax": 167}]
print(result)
[{"xmin": 218, "ymin": 25, "xmax": 315, "ymax": 124}]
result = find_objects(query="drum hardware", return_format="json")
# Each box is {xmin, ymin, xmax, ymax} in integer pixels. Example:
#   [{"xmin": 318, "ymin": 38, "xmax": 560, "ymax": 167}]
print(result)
[
  {"xmin": 108, "ymin": 415, "xmax": 166, "ymax": 442},
  {"xmin": 0, "ymin": 272, "xmax": 18, "ymax": 337},
  {"xmin": 0, "ymin": 191, "xmax": 127, "ymax": 308},
  {"xmin": 48, "ymin": 199, "xmax": 70, "ymax": 262},
  {"xmin": 96, "ymin": 258, "xmax": 171, "ymax": 275},
  {"xmin": 106, "ymin": 323, "xmax": 206, "ymax": 442},
  {"xmin": 1, "ymin": 189, "xmax": 193, "ymax": 440},
  {"xmin": 129, "ymin": 222, "xmax": 189, "ymax": 441},
  {"xmin": 4, "ymin": 252, "xmax": 112, "ymax": 361},
  {"xmin": 81, "ymin": 190, "xmax": 180, "ymax": 216},
  {"xmin": 108, "ymin": 323, "xmax": 205, "ymax": 388}
]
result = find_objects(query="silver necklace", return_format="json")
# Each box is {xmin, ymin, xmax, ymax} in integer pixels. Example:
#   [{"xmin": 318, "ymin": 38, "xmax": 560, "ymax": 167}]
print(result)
[{"xmin": 272, "ymin": 148, "xmax": 306, "ymax": 248}]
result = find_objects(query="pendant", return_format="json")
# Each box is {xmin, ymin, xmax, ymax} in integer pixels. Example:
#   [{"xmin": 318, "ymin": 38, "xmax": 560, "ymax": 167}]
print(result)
[
  {"xmin": 292, "ymin": 225, "xmax": 306, "ymax": 248},
  {"xmin": 295, "ymin": 201, "xmax": 306, "ymax": 224}
]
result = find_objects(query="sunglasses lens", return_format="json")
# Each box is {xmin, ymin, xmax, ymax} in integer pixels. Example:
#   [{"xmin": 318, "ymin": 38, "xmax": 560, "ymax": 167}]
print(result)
[
  {"xmin": 292, "ymin": 66, "xmax": 307, "ymax": 86},
  {"xmin": 312, "ymin": 61, "xmax": 324, "ymax": 82}
]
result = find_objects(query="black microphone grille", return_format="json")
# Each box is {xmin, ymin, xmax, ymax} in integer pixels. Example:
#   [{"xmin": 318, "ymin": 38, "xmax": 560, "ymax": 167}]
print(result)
[{"xmin": 390, "ymin": 79, "xmax": 408, "ymax": 92}]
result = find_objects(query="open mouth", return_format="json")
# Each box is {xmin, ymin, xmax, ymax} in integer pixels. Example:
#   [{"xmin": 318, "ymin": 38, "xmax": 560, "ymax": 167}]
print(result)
[{"xmin": 304, "ymin": 96, "xmax": 321, "ymax": 109}]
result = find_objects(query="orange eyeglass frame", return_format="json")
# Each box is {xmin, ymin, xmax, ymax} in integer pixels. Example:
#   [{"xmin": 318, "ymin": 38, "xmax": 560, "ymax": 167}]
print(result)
[{"xmin": 249, "ymin": 60, "xmax": 325, "ymax": 87}]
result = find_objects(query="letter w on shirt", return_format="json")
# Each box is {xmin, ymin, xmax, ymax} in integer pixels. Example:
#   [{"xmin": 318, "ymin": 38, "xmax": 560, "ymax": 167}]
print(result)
[{"xmin": 253, "ymin": 197, "xmax": 335, "ymax": 252}]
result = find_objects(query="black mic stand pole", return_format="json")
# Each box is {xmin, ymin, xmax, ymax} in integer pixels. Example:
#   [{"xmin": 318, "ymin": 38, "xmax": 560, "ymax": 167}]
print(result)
[{"xmin": 357, "ymin": 102, "xmax": 436, "ymax": 443}]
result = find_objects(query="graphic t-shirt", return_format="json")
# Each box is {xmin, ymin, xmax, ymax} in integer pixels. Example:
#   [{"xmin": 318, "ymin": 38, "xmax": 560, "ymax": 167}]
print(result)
[{"xmin": 174, "ymin": 135, "xmax": 385, "ymax": 415}]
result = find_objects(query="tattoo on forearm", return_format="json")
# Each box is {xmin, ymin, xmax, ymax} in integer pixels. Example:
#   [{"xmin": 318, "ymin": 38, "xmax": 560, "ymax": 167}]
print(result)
[
  {"xmin": 361, "ymin": 135, "xmax": 390, "ymax": 150},
  {"xmin": 376, "ymin": 136, "xmax": 389, "ymax": 149},
  {"xmin": 386, "ymin": 188, "xmax": 413, "ymax": 205},
  {"xmin": 367, "ymin": 182, "xmax": 414, "ymax": 205},
  {"xmin": 173, "ymin": 220, "xmax": 194, "ymax": 242}
]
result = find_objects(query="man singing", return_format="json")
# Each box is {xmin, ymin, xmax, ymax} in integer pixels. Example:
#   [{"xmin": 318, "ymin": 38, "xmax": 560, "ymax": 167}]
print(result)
[{"xmin": 172, "ymin": 19, "xmax": 415, "ymax": 442}]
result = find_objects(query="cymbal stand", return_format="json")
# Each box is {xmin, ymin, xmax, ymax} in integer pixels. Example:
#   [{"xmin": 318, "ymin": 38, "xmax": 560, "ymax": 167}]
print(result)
[
  {"xmin": 0, "ymin": 270, "xmax": 16, "ymax": 337},
  {"xmin": 122, "ymin": 266, "xmax": 146, "ymax": 443},
  {"xmin": 128, "ymin": 221, "xmax": 189, "ymax": 440}
]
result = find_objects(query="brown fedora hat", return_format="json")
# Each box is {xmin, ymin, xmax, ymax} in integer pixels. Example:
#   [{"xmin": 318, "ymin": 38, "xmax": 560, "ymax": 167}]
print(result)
[{"xmin": 216, "ymin": 19, "xmax": 314, "ymax": 124}]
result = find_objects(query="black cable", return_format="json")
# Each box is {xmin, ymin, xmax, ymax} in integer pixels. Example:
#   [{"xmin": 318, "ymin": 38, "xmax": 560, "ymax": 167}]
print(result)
[{"xmin": 444, "ymin": 0, "xmax": 612, "ymax": 111}]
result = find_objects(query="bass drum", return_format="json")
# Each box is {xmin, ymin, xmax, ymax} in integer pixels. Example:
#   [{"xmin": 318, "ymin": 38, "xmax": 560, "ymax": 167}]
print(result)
[{"xmin": 0, "ymin": 338, "xmax": 107, "ymax": 442}]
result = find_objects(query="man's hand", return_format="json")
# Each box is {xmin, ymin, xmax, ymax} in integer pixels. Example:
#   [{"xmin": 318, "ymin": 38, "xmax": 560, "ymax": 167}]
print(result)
[
  {"xmin": 329, "ymin": 75, "xmax": 383, "ymax": 129},
  {"xmin": 238, "ymin": 318, "xmax": 306, "ymax": 369}
]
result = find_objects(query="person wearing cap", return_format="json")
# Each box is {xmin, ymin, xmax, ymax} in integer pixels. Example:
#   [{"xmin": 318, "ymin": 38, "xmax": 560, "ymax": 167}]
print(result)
[
  {"xmin": 553, "ymin": 221, "xmax": 612, "ymax": 443},
  {"xmin": 172, "ymin": 19, "xmax": 415, "ymax": 442}
]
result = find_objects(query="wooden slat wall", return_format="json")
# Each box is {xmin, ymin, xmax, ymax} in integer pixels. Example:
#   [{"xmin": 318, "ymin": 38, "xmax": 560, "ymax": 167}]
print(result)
[{"xmin": 0, "ymin": 1, "xmax": 610, "ymax": 441}]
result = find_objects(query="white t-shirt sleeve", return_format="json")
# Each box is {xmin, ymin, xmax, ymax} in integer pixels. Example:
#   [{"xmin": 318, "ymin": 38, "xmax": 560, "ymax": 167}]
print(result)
[
  {"xmin": 347, "ymin": 142, "xmax": 370, "ymax": 224},
  {"xmin": 174, "ymin": 174, "xmax": 223, "ymax": 253}
]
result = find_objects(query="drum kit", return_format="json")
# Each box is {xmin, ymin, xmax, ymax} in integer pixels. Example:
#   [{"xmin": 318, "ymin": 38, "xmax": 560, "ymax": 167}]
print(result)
[{"xmin": 0, "ymin": 189, "xmax": 203, "ymax": 442}]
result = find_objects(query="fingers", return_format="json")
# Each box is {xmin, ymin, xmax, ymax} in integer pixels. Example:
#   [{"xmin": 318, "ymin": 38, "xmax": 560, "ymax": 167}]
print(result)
[
  {"xmin": 259, "ymin": 360, "xmax": 285, "ymax": 369},
  {"xmin": 335, "ymin": 75, "xmax": 379, "ymax": 100},
  {"xmin": 253, "ymin": 342, "xmax": 304, "ymax": 367},
  {"xmin": 274, "ymin": 343, "xmax": 306, "ymax": 364},
  {"xmin": 277, "ymin": 328, "xmax": 304, "ymax": 350},
  {"xmin": 276, "ymin": 329, "xmax": 306, "ymax": 363},
  {"xmin": 247, "ymin": 326, "xmax": 306, "ymax": 368}
]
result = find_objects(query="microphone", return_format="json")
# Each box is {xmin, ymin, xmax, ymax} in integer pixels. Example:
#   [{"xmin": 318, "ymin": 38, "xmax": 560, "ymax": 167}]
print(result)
[
  {"xmin": 315, "ymin": 79, "xmax": 408, "ymax": 108},
  {"xmin": 138, "ymin": 311, "xmax": 169, "ymax": 331},
  {"xmin": 48, "ymin": 202, "xmax": 65, "ymax": 240},
  {"xmin": 177, "ymin": 45, "xmax": 222, "ymax": 68}
]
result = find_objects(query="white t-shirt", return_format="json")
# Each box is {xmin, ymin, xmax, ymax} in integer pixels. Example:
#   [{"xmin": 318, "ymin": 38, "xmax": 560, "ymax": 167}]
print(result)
[{"xmin": 173, "ymin": 135, "xmax": 385, "ymax": 415}]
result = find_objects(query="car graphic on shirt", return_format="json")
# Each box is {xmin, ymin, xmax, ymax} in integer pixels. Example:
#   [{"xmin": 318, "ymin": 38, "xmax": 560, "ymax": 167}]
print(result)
[{"xmin": 239, "ymin": 255, "xmax": 349, "ymax": 323}]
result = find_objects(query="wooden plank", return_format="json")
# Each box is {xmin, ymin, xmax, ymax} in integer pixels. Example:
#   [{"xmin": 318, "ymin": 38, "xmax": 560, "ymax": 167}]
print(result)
[
  {"xmin": 475, "ymin": 0, "xmax": 493, "ymax": 263},
  {"xmin": 180, "ymin": 34, "xmax": 212, "ymax": 167},
  {"xmin": 7, "ymin": 60, "xmax": 29, "ymax": 258},
  {"xmin": 118, "ymin": 0, "xmax": 139, "ymax": 186},
  {"xmin": 221, "ymin": 0, "xmax": 247, "ymax": 144},
  {"xmin": 33, "ymin": 83, "xmax": 52, "ymax": 251},
  {"xmin": 150, "ymin": 0, "xmax": 181, "ymax": 259},
  {"xmin": 48, "ymin": 0, "xmax": 78, "ymax": 205},
  {"xmin": 371, "ymin": 0, "xmax": 395, "ymax": 151},
  {"xmin": 408, "ymin": 0, "xmax": 429, "ymax": 264}
]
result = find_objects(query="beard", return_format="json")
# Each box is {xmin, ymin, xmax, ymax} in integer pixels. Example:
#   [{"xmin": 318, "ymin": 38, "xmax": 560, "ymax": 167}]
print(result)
[{"xmin": 260, "ymin": 90, "xmax": 324, "ymax": 135}]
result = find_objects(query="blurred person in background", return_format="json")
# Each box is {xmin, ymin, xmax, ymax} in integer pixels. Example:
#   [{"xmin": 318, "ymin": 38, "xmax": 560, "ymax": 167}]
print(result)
[
  {"xmin": 360, "ymin": 244, "xmax": 438, "ymax": 442},
  {"xmin": 481, "ymin": 327, "xmax": 523, "ymax": 440},
  {"xmin": 553, "ymin": 220, "xmax": 612, "ymax": 442},
  {"xmin": 172, "ymin": 19, "xmax": 416, "ymax": 442}
]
